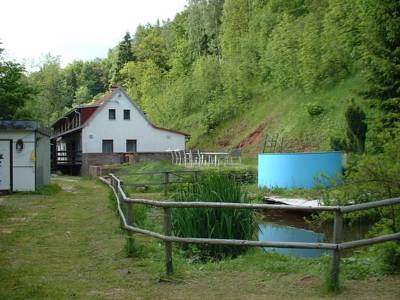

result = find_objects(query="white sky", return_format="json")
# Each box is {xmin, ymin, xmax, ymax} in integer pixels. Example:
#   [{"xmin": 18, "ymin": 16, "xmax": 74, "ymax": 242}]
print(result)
[{"xmin": 0, "ymin": 0, "xmax": 187, "ymax": 67}]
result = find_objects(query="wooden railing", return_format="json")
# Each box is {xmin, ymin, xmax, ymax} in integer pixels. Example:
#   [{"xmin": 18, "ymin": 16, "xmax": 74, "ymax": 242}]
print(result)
[
  {"xmin": 54, "ymin": 150, "xmax": 82, "ymax": 165},
  {"xmin": 101, "ymin": 174, "xmax": 400, "ymax": 288},
  {"xmin": 116, "ymin": 170, "xmax": 256, "ymax": 195}
]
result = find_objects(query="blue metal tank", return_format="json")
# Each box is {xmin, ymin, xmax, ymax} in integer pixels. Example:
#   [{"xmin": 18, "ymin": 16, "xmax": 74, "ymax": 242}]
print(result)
[{"xmin": 258, "ymin": 151, "xmax": 342, "ymax": 189}]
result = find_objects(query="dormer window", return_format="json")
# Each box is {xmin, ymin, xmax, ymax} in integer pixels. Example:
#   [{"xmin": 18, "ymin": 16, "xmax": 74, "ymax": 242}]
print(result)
[
  {"xmin": 124, "ymin": 109, "xmax": 130, "ymax": 120},
  {"xmin": 109, "ymin": 109, "xmax": 116, "ymax": 120}
]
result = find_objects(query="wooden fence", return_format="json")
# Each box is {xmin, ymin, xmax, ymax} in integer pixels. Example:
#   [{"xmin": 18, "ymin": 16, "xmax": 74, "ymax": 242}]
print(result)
[
  {"xmin": 100, "ymin": 174, "xmax": 400, "ymax": 288},
  {"xmin": 117, "ymin": 170, "xmax": 256, "ymax": 195}
]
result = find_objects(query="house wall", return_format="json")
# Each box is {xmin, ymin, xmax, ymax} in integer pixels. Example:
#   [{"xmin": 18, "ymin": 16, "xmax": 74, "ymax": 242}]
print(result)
[
  {"xmin": 0, "ymin": 130, "xmax": 35, "ymax": 191},
  {"xmin": 81, "ymin": 92, "xmax": 185, "ymax": 153}
]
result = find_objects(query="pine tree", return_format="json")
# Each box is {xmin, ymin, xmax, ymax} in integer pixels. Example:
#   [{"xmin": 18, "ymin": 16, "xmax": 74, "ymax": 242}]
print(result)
[
  {"xmin": 113, "ymin": 32, "xmax": 136, "ymax": 84},
  {"xmin": 361, "ymin": 0, "xmax": 400, "ymax": 128}
]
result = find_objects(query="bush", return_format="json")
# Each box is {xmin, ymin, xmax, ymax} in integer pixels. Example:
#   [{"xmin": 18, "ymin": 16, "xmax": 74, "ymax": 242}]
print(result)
[
  {"xmin": 306, "ymin": 103, "xmax": 324, "ymax": 117},
  {"xmin": 375, "ymin": 242, "xmax": 400, "ymax": 274},
  {"xmin": 172, "ymin": 174, "xmax": 258, "ymax": 260}
]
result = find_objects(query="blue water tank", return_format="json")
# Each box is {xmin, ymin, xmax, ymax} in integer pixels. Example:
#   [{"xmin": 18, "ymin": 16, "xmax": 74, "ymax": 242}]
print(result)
[{"xmin": 258, "ymin": 151, "xmax": 343, "ymax": 189}]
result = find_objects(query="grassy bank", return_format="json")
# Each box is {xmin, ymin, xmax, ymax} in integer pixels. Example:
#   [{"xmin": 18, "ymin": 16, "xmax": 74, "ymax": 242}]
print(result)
[
  {"xmin": 190, "ymin": 76, "xmax": 369, "ymax": 155},
  {"xmin": 0, "ymin": 176, "xmax": 399, "ymax": 299}
]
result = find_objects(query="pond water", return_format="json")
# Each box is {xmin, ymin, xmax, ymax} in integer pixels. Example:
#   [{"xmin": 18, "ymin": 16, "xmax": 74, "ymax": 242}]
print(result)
[{"xmin": 258, "ymin": 210, "xmax": 370, "ymax": 258}]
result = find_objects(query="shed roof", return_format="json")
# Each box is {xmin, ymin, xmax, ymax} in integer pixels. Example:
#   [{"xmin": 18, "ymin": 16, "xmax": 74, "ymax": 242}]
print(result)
[{"xmin": 0, "ymin": 120, "xmax": 50, "ymax": 136}]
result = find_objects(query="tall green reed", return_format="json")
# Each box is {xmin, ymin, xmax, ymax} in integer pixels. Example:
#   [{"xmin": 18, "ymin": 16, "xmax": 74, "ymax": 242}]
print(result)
[{"xmin": 172, "ymin": 174, "xmax": 258, "ymax": 260}]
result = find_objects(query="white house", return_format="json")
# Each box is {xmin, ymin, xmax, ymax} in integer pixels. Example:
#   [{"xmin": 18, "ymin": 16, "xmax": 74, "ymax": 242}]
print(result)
[
  {"xmin": 0, "ymin": 121, "xmax": 50, "ymax": 192},
  {"xmin": 51, "ymin": 86, "xmax": 189, "ymax": 175}
]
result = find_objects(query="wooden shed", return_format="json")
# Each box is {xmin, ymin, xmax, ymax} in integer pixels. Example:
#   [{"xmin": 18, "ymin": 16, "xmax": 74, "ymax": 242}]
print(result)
[{"xmin": 0, "ymin": 121, "xmax": 50, "ymax": 192}]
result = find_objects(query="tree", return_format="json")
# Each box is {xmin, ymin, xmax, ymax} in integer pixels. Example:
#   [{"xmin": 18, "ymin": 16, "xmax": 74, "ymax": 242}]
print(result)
[
  {"xmin": 345, "ymin": 102, "xmax": 367, "ymax": 153},
  {"xmin": 360, "ymin": 0, "xmax": 400, "ymax": 128},
  {"xmin": 113, "ymin": 32, "xmax": 136, "ymax": 84},
  {"xmin": 0, "ymin": 46, "xmax": 36, "ymax": 120},
  {"xmin": 28, "ymin": 55, "xmax": 70, "ymax": 125}
]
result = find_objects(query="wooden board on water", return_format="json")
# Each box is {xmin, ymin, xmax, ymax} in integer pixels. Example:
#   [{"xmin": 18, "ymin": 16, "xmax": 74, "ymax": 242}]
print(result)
[{"xmin": 264, "ymin": 196, "xmax": 321, "ymax": 207}]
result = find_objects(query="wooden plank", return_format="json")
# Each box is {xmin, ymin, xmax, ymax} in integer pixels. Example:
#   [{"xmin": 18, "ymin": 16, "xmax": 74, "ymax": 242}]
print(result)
[
  {"xmin": 123, "ymin": 224, "xmax": 337, "ymax": 249},
  {"xmin": 122, "ymin": 197, "xmax": 340, "ymax": 212}
]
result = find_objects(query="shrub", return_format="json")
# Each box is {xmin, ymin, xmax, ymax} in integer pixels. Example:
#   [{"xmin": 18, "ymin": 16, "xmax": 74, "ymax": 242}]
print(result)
[
  {"xmin": 345, "ymin": 103, "xmax": 367, "ymax": 153},
  {"xmin": 306, "ymin": 103, "xmax": 324, "ymax": 117},
  {"xmin": 375, "ymin": 242, "xmax": 400, "ymax": 274},
  {"xmin": 172, "ymin": 174, "xmax": 258, "ymax": 260}
]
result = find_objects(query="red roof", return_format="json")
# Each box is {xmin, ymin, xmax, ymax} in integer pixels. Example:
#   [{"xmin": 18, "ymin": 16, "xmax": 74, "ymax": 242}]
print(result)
[{"xmin": 92, "ymin": 91, "xmax": 115, "ymax": 106}]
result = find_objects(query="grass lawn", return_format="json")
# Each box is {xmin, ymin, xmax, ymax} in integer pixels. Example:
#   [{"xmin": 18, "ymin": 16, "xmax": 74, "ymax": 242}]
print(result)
[{"xmin": 0, "ymin": 176, "xmax": 399, "ymax": 299}]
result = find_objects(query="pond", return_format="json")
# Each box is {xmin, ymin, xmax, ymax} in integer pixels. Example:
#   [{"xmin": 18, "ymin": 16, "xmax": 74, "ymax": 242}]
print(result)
[{"xmin": 258, "ymin": 210, "xmax": 370, "ymax": 258}]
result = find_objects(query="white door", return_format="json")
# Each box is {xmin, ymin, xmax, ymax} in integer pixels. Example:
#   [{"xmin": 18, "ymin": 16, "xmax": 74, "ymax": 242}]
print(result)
[{"xmin": 0, "ymin": 140, "xmax": 11, "ymax": 191}]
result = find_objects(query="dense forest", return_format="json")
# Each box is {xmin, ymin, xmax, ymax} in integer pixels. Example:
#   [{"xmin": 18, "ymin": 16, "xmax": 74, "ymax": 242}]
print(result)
[{"xmin": 1, "ymin": 0, "xmax": 399, "ymax": 153}]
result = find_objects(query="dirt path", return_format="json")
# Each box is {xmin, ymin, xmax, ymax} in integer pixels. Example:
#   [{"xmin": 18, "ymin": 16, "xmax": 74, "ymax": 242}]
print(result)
[{"xmin": 0, "ymin": 176, "xmax": 399, "ymax": 299}]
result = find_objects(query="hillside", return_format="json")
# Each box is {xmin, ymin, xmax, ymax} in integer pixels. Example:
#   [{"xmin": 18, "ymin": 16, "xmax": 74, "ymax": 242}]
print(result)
[{"xmin": 185, "ymin": 75, "xmax": 368, "ymax": 154}]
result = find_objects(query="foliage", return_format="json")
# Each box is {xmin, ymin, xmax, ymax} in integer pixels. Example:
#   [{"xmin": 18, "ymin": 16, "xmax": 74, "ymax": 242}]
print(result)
[
  {"xmin": 0, "ymin": 46, "xmax": 36, "ymax": 120},
  {"xmin": 113, "ymin": 32, "xmax": 136, "ymax": 84},
  {"xmin": 345, "ymin": 103, "xmax": 367, "ymax": 153},
  {"xmin": 360, "ymin": 0, "xmax": 400, "ymax": 128},
  {"xmin": 171, "ymin": 174, "xmax": 258, "ymax": 260},
  {"xmin": 306, "ymin": 103, "xmax": 324, "ymax": 118},
  {"xmin": 329, "ymin": 102, "xmax": 367, "ymax": 153},
  {"xmin": 368, "ymin": 219, "xmax": 400, "ymax": 274}
]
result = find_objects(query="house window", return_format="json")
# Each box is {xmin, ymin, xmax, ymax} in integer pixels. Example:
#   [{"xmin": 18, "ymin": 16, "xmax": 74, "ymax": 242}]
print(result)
[
  {"xmin": 126, "ymin": 140, "xmax": 137, "ymax": 152},
  {"xmin": 109, "ymin": 109, "xmax": 116, "ymax": 120},
  {"xmin": 124, "ymin": 109, "xmax": 130, "ymax": 120},
  {"xmin": 102, "ymin": 140, "xmax": 114, "ymax": 153}
]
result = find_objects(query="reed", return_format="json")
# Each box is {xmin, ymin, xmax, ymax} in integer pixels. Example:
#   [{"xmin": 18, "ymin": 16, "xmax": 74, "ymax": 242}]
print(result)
[{"xmin": 172, "ymin": 174, "xmax": 258, "ymax": 259}]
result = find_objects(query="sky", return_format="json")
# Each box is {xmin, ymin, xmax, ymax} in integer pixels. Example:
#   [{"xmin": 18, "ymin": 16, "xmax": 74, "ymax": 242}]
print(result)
[{"xmin": 0, "ymin": 0, "xmax": 187, "ymax": 68}]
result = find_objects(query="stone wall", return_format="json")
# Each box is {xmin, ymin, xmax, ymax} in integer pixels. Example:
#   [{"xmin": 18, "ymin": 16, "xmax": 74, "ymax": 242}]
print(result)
[{"xmin": 81, "ymin": 152, "xmax": 171, "ymax": 176}]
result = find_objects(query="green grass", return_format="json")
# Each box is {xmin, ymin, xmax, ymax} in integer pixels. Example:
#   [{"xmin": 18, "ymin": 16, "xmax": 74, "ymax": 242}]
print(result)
[{"xmin": 0, "ymin": 176, "xmax": 399, "ymax": 299}]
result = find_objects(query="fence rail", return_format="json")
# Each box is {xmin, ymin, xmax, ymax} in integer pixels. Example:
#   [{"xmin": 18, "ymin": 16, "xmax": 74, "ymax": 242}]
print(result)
[
  {"xmin": 117, "ymin": 170, "xmax": 256, "ymax": 195},
  {"xmin": 100, "ymin": 174, "xmax": 400, "ymax": 289}
]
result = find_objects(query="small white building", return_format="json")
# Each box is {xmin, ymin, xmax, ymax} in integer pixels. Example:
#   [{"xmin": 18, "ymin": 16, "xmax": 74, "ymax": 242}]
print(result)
[
  {"xmin": 52, "ymin": 86, "xmax": 189, "ymax": 175},
  {"xmin": 0, "ymin": 121, "xmax": 51, "ymax": 192}
]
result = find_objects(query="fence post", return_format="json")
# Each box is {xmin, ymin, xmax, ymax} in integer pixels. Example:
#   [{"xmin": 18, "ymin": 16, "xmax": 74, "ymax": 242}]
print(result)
[
  {"xmin": 193, "ymin": 171, "xmax": 199, "ymax": 182},
  {"xmin": 164, "ymin": 172, "xmax": 170, "ymax": 196},
  {"xmin": 330, "ymin": 210, "xmax": 343, "ymax": 291},
  {"xmin": 119, "ymin": 180, "xmax": 124, "ymax": 228},
  {"xmin": 127, "ymin": 202, "xmax": 133, "ymax": 231},
  {"xmin": 163, "ymin": 207, "xmax": 173, "ymax": 275}
]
